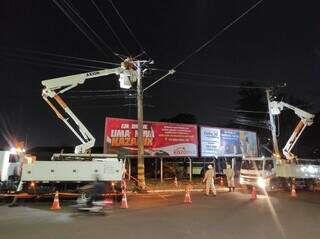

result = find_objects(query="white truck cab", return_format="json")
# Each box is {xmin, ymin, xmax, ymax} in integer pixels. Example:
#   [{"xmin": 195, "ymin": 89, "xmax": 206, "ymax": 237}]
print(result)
[
  {"xmin": 0, "ymin": 149, "xmax": 24, "ymax": 192},
  {"xmin": 240, "ymin": 156, "xmax": 276, "ymax": 191}
]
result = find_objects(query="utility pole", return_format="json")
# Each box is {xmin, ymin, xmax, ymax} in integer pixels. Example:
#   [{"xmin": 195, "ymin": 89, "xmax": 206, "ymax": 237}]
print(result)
[
  {"xmin": 136, "ymin": 61, "xmax": 146, "ymax": 189},
  {"xmin": 266, "ymin": 89, "xmax": 280, "ymax": 157}
]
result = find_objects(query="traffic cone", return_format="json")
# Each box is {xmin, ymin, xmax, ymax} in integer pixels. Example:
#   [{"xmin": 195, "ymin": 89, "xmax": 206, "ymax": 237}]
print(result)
[
  {"xmin": 120, "ymin": 190, "xmax": 128, "ymax": 209},
  {"xmin": 174, "ymin": 176, "xmax": 178, "ymax": 187},
  {"xmin": 51, "ymin": 191, "xmax": 61, "ymax": 210},
  {"xmin": 220, "ymin": 176, "xmax": 224, "ymax": 187},
  {"xmin": 251, "ymin": 187, "xmax": 257, "ymax": 200},
  {"xmin": 291, "ymin": 184, "xmax": 297, "ymax": 197},
  {"xmin": 184, "ymin": 190, "xmax": 192, "ymax": 204}
]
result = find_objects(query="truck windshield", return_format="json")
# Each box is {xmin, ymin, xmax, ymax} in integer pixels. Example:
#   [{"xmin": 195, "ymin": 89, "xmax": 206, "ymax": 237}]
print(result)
[{"xmin": 241, "ymin": 160, "xmax": 263, "ymax": 170}]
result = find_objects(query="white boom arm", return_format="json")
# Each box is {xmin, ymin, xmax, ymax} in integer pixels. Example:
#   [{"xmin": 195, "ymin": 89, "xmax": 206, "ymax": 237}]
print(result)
[
  {"xmin": 269, "ymin": 101, "xmax": 314, "ymax": 160},
  {"xmin": 42, "ymin": 64, "xmax": 137, "ymax": 154}
]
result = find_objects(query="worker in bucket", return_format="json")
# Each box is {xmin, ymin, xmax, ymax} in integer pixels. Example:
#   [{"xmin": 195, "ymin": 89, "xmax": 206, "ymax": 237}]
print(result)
[
  {"xmin": 203, "ymin": 164, "xmax": 216, "ymax": 196},
  {"xmin": 225, "ymin": 164, "xmax": 235, "ymax": 192}
]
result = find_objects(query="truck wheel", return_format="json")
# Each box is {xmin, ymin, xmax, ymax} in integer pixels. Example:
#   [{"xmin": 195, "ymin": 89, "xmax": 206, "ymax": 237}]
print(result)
[{"xmin": 81, "ymin": 192, "xmax": 91, "ymax": 202}]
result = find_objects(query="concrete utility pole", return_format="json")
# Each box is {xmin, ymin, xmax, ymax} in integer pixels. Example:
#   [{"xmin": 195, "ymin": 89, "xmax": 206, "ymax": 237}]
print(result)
[
  {"xmin": 136, "ymin": 61, "xmax": 146, "ymax": 189},
  {"xmin": 266, "ymin": 89, "xmax": 280, "ymax": 157}
]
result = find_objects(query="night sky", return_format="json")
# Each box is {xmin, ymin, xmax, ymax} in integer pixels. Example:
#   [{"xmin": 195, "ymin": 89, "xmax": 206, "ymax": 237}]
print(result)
[{"xmin": 0, "ymin": 0, "xmax": 319, "ymax": 149}]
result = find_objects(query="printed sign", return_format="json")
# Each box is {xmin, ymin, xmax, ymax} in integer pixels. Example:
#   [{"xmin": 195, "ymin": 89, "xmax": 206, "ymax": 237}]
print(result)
[
  {"xmin": 104, "ymin": 118, "xmax": 198, "ymax": 157},
  {"xmin": 200, "ymin": 126, "xmax": 258, "ymax": 157}
]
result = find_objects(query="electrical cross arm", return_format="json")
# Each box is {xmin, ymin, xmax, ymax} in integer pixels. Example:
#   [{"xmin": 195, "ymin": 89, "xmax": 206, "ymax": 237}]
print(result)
[
  {"xmin": 269, "ymin": 101, "xmax": 315, "ymax": 160},
  {"xmin": 41, "ymin": 64, "xmax": 137, "ymax": 154}
]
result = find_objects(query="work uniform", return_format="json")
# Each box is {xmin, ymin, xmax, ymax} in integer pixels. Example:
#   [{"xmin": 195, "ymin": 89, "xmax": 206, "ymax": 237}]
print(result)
[
  {"xmin": 225, "ymin": 165, "xmax": 235, "ymax": 192},
  {"xmin": 203, "ymin": 167, "xmax": 216, "ymax": 196}
]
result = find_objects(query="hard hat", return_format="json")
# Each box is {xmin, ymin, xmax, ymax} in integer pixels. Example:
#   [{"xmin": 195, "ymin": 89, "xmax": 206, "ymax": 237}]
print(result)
[{"xmin": 208, "ymin": 165, "xmax": 213, "ymax": 169}]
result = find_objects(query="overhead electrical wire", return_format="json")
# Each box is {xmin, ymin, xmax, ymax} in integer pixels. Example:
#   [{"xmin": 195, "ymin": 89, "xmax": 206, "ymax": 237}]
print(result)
[
  {"xmin": 172, "ymin": 0, "xmax": 264, "ymax": 70},
  {"xmin": 149, "ymin": 67, "xmax": 279, "ymax": 86},
  {"xmin": 73, "ymin": 89, "xmax": 135, "ymax": 93},
  {"xmin": 170, "ymin": 78, "xmax": 273, "ymax": 89},
  {"xmin": 0, "ymin": 55, "xmax": 90, "ymax": 72},
  {"xmin": 53, "ymin": 0, "xmax": 121, "ymax": 60},
  {"xmin": 62, "ymin": 0, "xmax": 120, "ymax": 58},
  {"xmin": 108, "ymin": 0, "xmax": 152, "ymax": 59},
  {"xmin": 53, "ymin": 0, "xmax": 110, "ymax": 59},
  {"xmin": 0, "ymin": 52, "xmax": 102, "ymax": 71},
  {"xmin": 90, "ymin": 0, "xmax": 130, "ymax": 56},
  {"xmin": 66, "ymin": 94, "xmax": 136, "ymax": 99},
  {"xmin": 0, "ymin": 46, "xmax": 120, "ymax": 66},
  {"xmin": 145, "ymin": 0, "xmax": 264, "ymax": 90}
]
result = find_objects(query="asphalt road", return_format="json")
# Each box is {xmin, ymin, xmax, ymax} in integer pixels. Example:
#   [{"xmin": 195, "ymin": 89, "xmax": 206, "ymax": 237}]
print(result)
[{"xmin": 1, "ymin": 190, "xmax": 320, "ymax": 239}]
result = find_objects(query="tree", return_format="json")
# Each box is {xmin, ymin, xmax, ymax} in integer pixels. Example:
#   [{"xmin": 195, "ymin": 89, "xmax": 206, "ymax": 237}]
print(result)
[
  {"xmin": 233, "ymin": 81, "xmax": 270, "ymax": 152},
  {"xmin": 160, "ymin": 113, "xmax": 197, "ymax": 124}
]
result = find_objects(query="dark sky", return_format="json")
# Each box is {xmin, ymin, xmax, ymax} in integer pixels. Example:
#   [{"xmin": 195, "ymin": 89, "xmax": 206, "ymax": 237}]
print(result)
[{"xmin": 0, "ymin": 0, "xmax": 319, "ymax": 149}]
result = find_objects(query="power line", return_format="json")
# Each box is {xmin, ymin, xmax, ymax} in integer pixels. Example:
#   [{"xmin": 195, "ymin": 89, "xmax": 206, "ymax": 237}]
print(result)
[
  {"xmin": 172, "ymin": 0, "xmax": 264, "ymax": 70},
  {"xmin": 53, "ymin": 0, "xmax": 108, "ymax": 58},
  {"xmin": 108, "ymin": 0, "xmax": 151, "ymax": 59},
  {"xmin": 62, "ymin": 0, "xmax": 120, "ymax": 58},
  {"xmin": 166, "ymin": 77, "xmax": 274, "ymax": 89},
  {"xmin": 72, "ymin": 89, "xmax": 135, "ymax": 93},
  {"xmin": 0, "ymin": 46, "xmax": 120, "ymax": 66},
  {"xmin": 0, "ymin": 52, "xmax": 102, "ymax": 71},
  {"xmin": 53, "ymin": 0, "xmax": 120, "ymax": 60},
  {"xmin": 90, "ymin": 0, "xmax": 130, "ymax": 56},
  {"xmin": 0, "ymin": 55, "xmax": 91, "ymax": 72},
  {"xmin": 150, "ymin": 67, "xmax": 273, "ymax": 84},
  {"xmin": 144, "ymin": 0, "xmax": 264, "ymax": 91},
  {"xmin": 215, "ymin": 107, "xmax": 268, "ymax": 114}
]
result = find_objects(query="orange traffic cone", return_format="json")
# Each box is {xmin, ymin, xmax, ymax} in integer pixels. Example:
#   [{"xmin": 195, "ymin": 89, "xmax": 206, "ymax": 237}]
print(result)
[
  {"xmin": 291, "ymin": 184, "xmax": 297, "ymax": 197},
  {"xmin": 51, "ymin": 191, "xmax": 61, "ymax": 210},
  {"xmin": 220, "ymin": 177, "xmax": 224, "ymax": 187},
  {"xmin": 174, "ymin": 176, "xmax": 178, "ymax": 187},
  {"xmin": 184, "ymin": 190, "xmax": 192, "ymax": 204},
  {"xmin": 120, "ymin": 190, "xmax": 128, "ymax": 209},
  {"xmin": 251, "ymin": 186, "xmax": 257, "ymax": 200}
]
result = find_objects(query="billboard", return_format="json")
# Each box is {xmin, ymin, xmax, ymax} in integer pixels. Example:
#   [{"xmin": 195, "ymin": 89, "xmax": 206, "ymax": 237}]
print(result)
[
  {"xmin": 200, "ymin": 126, "xmax": 258, "ymax": 157},
  {"xmin": 104, "ymin": 117, "xmax": 198, "ymax": 157}
]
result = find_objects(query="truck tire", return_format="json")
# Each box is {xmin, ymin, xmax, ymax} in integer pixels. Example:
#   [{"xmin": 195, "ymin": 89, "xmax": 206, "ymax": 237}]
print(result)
[{"xmin": 81, "ymin": 191, "xmax": 91, "ymax": 202}]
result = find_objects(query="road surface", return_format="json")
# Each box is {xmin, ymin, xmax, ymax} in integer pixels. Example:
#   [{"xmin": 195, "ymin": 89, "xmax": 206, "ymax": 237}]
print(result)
[{"xmin": 0, "ymin": 190, "xmax": 319, "ymax": 239}]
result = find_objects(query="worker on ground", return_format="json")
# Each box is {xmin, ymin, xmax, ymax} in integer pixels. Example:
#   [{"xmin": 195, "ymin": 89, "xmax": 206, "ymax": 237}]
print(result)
[
  {"xmin": 225, "ymin": 164, "xmax": 235, "ymax": 192},
  {"xmin": 203, "ymin": 164, "xmax": 216, "ymax": 196}
]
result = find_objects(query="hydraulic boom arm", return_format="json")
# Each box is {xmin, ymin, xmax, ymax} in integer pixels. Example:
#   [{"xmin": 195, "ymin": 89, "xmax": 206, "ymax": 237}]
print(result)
[
  {"xmin": 42, "ymin": 62, "xmax": 137, "ymax": 154},
  {"xmin": 269, "ymin": 101, "xmax": 314, "ymax": 160}
]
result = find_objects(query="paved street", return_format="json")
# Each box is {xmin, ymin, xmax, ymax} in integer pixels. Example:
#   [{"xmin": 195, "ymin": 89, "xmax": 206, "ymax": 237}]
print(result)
[{"xmin": 1, "ymin": 190, "xmax": 320, "ymax": 239}]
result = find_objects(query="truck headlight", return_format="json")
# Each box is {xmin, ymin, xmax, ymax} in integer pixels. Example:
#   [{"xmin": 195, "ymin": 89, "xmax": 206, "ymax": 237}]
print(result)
[
  {"xmin": 239, "ymin": 176, "xmax": 244, "ymax": 184},
  {"xmin": 257, "ymin": 177, "xmax": 266, "ymax": 188}
]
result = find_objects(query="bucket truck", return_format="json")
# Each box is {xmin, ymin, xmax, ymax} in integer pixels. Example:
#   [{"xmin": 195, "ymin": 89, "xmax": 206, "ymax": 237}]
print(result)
[
  {"xmin": 11, "ymin": 59, "xmax": 138, "ymax": 196},
  {"xmin": 240, "ymin": 99, "xmax": 320, "ymax": 191}
]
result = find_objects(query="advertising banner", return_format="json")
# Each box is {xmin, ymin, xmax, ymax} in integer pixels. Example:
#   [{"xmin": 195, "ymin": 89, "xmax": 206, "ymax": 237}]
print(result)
[
  {"xmin": 200, "ymin": 126, "xmax": 258, "ymax": 157},
  {"xmin": 104, "ymin": 118, "xmax": 198, "ymax": 157}
]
